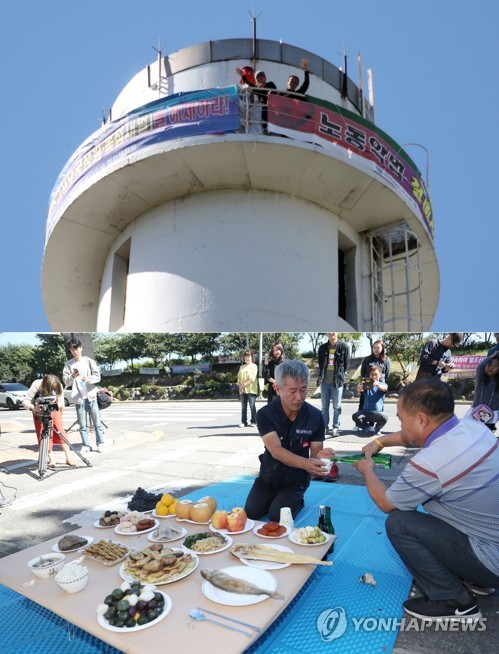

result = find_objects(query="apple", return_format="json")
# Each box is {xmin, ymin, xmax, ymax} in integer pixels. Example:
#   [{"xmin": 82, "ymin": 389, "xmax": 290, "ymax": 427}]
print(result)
[
  {"xmin": 211, "ymin": 510, "xmax": 228, "ymax": 530},
  {"xmin": 230, "ymin": 507, "xmax": 247, "ymax": 523},
  {"xmin": 227, "ymin": 513, "xmax": 245, "ymax": 532}
]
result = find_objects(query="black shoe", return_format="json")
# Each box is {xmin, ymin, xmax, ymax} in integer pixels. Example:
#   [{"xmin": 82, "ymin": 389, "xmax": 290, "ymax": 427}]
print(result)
[
  {"xmin": 462, "ymin": 581, "xmax": 496, "ymax": 596},
  {"xmin": 403, "ymin": 596, "xmax": 482, "ymax": 621}
]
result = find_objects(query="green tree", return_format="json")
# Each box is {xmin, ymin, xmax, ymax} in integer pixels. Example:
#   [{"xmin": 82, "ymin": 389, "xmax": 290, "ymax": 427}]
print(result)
[
  {"xmin": 93, "ymin": 334, "xmax": 123, "ymax": 370},
  {"xmin": 0, "ymin": 344, "xmax": 36, "ymax": 385},
  {"xmin": 32, "ymin": 334, "xmax": 66, "ymax": 378},
  {"xmin": 381, "ymin": 332, "xmax": 427, "ymax": 382},
  {"xmin": 177, "ymin": 334, "xmax": 221, "ymax": 362}
]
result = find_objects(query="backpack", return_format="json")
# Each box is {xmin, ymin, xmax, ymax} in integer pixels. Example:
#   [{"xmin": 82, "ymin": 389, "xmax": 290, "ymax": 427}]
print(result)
[{"xmin": 96, "ymin": 388, "xmax": 113, "ymax": 410}]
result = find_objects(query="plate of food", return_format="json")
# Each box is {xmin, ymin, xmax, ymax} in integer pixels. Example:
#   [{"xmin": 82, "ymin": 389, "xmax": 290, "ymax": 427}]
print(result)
[
  {"xmin": 230, "ymin": 543, "xmax": 294, "ymax": 570},
  {"xmin": 97, "ymin": 585, "xmax": 172, "ymax": 632},
  {"xmin": 114, "ymin": 519, "xmax": 159, "ymax": 536},
  {"xmin": 209, "ymin": 518, "xmax": 255, "ymax": 536},
  {"xmin": 151, "ymin": 508, "xmax": 176, "ymax": 519},
  {"xmin": 93, "ymin": 510, "xmax": 126, "ymax": 529},
  {"xmin": 201, "ymin": 566, "xmax": 283, "ymax": 606},
  {"xmin": 253, "ymin": 522, "xmax": 290, "ymax": 539},
  {"xmin": 82, "ymin": 539, "xmax": 131, "ymax": 566},
  {"xmin": 147, "ymin": 526, "xmax": 186, "ymax": 543},
  {"xmin": 120, "ymin": 546, "xmax": 198, "ymax": 585},
  {"xmin": 52, "ymin": 534, "xmax": 94, "ymax": 553},
  {"xmin": 288, "ymin": 526, "xmax": 331, "ymax": 547},
  {"xmin": 182, "ymin": 532, "xmax": 233, "ymax": 555}
]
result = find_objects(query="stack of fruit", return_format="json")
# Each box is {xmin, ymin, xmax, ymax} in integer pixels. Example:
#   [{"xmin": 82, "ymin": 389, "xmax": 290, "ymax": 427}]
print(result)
[{"xmin": 154, "ymin": 493, "xmax": 176, "ymax": 517}]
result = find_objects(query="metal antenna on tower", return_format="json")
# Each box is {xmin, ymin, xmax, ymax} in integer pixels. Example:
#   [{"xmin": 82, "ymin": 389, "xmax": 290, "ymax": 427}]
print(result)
[
  {"xmin": 152, "ymin": 38, "xmax": 167, "ymax": 97},
  {"xmin": 248, "ymin": 6, "xmax": 262, "ymax": 68}
]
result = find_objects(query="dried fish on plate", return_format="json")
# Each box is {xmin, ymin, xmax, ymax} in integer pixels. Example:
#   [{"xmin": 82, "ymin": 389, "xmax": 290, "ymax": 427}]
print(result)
[
  {"xmin": 200, "ymin": 568, "xmax": 284, "ymax": 599},
  {"xmin": 230, "ymin": 543, "xmax": 332, "ymax": 566}
]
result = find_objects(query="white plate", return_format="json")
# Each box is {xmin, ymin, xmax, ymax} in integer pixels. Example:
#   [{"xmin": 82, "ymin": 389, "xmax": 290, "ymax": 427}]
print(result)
[
  {"xmin": 209, "ymin": 518, "xmax": 255, "ymax": 536},
  {"xmin": 93, "ymin": 519, "xmax": 121, "ymax": 529},
  {"xmin": 201, "ymin": 565, "xmax": 278, "ymax": 606},
  {"xmin": 52, "ymin": 535, "xmax": 94, "ymax": 553},
  {"xmin": 97, "ymin": 591, "xmax": 172, "ymax": 632},
  {"xmin": 147, "ymin": 526, "xmax": 187, "ymax": 543},
  {"xmin": 175, "ymin": 517, "xmax": 210, "ymax": 524},
  {"xmin": 252, "ymin": 523, "xmax": 290, "ymax": 539},
  {"xmin": 151, "ymin": 508, "xmax": 176, "ymax": 519},
  {"xmin": 237, "ymin": 544, "xmax": 294, "ymax": 570},
  {"xmin": 182, "ymin": 534, "xmax": 233, "ymax": 555},
  {"xmin": 114, "ymin": 520, "xmax": 159, "ymax": 536},
  {"xmin": 82, "ymin": 540, "xmax": 132, "ymax": 567},
  {"xmin": 119, "ymin": 550, "xmax": 199, "ymax": 585},
  {"xmin": 288, "ymin": 529, "xmax": 332, "ymax": 547}
]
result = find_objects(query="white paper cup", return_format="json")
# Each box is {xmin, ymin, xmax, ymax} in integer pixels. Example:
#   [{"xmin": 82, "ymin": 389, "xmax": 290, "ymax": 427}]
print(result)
[
  {"xmin": 321, "ymin": 459, "xmax": 333, "ymax": 474},
  {"xmin": 279, "ymin": 506, "xmax": 294, "ymax": 529}
]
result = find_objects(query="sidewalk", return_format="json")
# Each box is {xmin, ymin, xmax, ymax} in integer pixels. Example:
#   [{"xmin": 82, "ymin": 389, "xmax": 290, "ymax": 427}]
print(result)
[{"xmin": 0, "ymin": 418, "xmax": 149, "ymax": 473}]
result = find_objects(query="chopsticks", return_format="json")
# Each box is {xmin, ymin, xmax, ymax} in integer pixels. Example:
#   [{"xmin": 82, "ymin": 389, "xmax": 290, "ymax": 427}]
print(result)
[{"xmin": 196, "ymin": 606, "xmax": 261, "ymax": 633}]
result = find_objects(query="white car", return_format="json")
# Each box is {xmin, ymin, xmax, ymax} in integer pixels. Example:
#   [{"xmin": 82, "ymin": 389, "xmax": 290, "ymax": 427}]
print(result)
[
  {"xmin": 64, "ymin": 389, "xmax": 76, "ymax": 406},
  {"xmin": 0, "ymin": 383, "xmax": 29, "ymax": 410}
]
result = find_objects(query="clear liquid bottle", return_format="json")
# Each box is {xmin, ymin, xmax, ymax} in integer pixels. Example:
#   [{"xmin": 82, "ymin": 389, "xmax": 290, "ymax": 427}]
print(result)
[{"xmin": 324, "ymin": 506, "xmax": 335, "ymax": 554}]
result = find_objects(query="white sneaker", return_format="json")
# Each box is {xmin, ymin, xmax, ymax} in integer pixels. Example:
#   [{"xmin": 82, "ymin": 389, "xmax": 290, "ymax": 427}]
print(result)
[
  {"xmin": 332, "ymin": 428, "xmax": 340, "ymax": 436},
  {"xmin": 239, "ymin": 423, "xmax": 246, "ymax": 428},
  {"xmin": 80, "ymin": 446, "xmax": 91, "ymax": 454}
]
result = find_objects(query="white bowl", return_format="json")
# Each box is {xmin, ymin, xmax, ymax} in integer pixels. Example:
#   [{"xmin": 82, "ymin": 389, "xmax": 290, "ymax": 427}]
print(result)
[
  {"xmin": 28, "ymin": 553, "xmax": 66, "ymax": 579},
  {"xmin": 55, "ymin": 564, "xmax": 89, "ymax": 593}
]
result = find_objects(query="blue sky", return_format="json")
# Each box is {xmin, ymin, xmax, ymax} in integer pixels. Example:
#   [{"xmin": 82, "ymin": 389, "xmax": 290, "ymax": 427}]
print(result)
[{"xmin": 1, "ymin": 0, "xmax": 497, "ymax": 331}]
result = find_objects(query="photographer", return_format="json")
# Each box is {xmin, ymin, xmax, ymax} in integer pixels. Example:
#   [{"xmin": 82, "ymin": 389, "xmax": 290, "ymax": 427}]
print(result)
[
  {"xmin": 352, "ymin": 365, "xmax": 388, "ymax": 435},
  {"xmin": 62, "ymin": 337, "xmax": 105, "ymax": 453},
  {"xmin": 22, "ymin": 375, "xmax": 75, "ymax": 467}
]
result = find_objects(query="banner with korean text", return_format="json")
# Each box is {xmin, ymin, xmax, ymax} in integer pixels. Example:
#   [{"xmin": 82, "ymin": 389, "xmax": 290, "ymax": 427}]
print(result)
[
  {"xmin": 46, "ymin": 86, "xmax": 241, "ymax": 241},
  {"xmin": 267, "ymin": 94, "xmax": 433, "ymax": 238}
]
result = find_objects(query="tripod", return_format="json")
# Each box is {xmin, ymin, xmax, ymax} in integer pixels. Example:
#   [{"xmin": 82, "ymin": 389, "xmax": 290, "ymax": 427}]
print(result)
[
  {"xmin": 66, "ymin": 406, "xmax": 108, "ymax": 434},
  {"xmin": 27, "ymin": 414, "xmax": 92, "ymax": 481}
]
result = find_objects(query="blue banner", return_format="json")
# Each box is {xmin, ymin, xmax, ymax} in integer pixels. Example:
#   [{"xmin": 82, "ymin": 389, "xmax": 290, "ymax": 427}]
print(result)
[{"xmin": 46, "ymin": 86, "xmax": 241, "ymax": 240}]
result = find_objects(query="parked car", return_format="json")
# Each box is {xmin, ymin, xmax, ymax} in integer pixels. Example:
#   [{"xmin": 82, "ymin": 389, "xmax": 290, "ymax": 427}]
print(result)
[
  {"xmin": 64, "ymin": 389, "xmax": 76, "ymax": 406},
  {"xmin": 0, "ymin": 383, "xmax": 29, "ymax": 410}
]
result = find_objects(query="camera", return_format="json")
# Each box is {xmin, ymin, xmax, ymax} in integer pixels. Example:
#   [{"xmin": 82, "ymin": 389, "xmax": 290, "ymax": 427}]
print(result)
[{"xmin": 35, "ymin": 395, "xmax": 59, "ymax": 415}]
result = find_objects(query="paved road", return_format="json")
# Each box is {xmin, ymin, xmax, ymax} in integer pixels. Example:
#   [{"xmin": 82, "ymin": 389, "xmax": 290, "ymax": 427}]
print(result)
[{"xmin": 0, "ymin": 399, "xmax": 496, "ymax": 653}]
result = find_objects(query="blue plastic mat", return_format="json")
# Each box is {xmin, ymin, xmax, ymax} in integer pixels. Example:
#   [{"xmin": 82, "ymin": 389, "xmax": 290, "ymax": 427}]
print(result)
[
  {"xmin": 0, "ymin": 478, "xmax": 411, "ymax": 653},
  {"xmin": 186, "ymin": 476, "xmax": 412, "ymax": 653}
]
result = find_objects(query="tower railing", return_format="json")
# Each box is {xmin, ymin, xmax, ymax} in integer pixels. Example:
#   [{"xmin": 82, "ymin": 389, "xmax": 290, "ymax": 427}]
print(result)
[{"xmin": 366, "ymin": 222, "xmax": 424, "ymax": 332}]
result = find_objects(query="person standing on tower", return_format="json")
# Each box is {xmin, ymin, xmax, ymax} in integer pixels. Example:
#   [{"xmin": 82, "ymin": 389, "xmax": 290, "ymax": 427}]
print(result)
[
  {"xmin": 286, "ymin": 59, "xmax": 310, "ymax": 96},
  {"xmin": 317, "ymin": 332, "xmax": 350, "ymax": 436},
  {"xmin": 63, "ymin": 338, "xmax": 106, "ymax": 453}
]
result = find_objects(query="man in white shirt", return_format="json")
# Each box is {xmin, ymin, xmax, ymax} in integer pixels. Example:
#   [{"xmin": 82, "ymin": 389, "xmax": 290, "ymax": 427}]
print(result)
[{"xmin": 62, "ymin": 338, "xmax": 105, "ymax": 453}]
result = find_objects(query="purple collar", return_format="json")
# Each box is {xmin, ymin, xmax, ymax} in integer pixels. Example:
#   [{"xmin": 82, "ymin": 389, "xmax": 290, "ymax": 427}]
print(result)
[{"xmin": 423, "ymin": 415, "xmax": 459, "ymax": 448}]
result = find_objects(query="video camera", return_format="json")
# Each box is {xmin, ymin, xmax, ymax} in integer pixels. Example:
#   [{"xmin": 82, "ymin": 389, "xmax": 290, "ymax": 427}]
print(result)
[{"xmin": 34, "ymin": 395, "xmax": 59, "ymax": 416}]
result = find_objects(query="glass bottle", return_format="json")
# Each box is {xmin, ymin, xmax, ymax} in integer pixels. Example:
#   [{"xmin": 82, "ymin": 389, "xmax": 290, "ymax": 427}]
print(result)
[
  {"xmin": 324, "ymin": 506, "xmax": 335, "ymax": 554},
  {"xmin": 318, "ymin": 505, "xmax": 326, "ymax": 531},
  {"xmin": 330, "ymin": 453, "xmax": 392, "ymax": 469}
]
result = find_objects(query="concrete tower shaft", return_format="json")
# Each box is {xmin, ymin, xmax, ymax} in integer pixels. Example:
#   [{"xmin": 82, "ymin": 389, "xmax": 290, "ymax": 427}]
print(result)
[{"xmin": 42, "ymin": 38, "xmax": 439, "ymax": 332}]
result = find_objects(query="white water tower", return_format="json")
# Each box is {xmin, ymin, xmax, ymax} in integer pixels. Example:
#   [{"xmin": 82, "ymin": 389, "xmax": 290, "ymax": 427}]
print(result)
[{"xmin": 42, "ymin": 38, "xmax": 438, "ymax": 332}]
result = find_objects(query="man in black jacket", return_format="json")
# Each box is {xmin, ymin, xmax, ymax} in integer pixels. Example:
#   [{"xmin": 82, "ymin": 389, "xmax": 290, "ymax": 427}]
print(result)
[
  {"xmin": 244, "ymin": 360, "xmax": 335, "ymax": 521},
  {"xmin": 416, "ymin": 333, "xmax": 463, "ymax": 379},
  {"xmin": 317, "ymin": 332, "xmax": 350, "ymax": 436}
]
